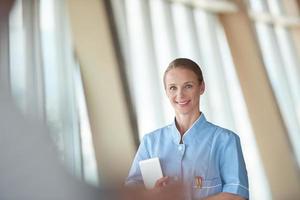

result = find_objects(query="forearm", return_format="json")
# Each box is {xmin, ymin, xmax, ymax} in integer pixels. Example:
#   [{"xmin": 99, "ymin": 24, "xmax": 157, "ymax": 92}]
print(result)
[{"xmin": 201, "ymin": 192, "xmax": 245, "ymax": 200}]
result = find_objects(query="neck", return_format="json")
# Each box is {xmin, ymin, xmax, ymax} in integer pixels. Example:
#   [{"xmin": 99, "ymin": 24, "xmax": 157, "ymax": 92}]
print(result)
[{"xmin": 175, "ymin": 110, "xmax": 201, "ymax": 136}]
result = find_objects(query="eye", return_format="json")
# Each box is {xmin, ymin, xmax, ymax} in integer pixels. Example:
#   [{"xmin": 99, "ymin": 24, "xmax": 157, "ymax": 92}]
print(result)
[
  {"xmin": 185, "ymin": 84, "xmax": 193, "ymax": 89},
  {"xmin": 169, "ymin": 86, "xmax": 177, "ymax": 91}
]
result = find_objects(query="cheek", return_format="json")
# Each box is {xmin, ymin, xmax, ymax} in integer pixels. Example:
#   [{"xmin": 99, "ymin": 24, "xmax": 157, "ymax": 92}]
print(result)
[
  {"xmin": 167, "ymin": 94, "xmax": 176, "ymax": 104},
  {"xmin": 192, "ymin": 92, "xmax": 201, "ymax": 101},
  {"xmin": 169, "ymin": 95, "xmax": 176, "ymax": 102},
  {"xmin": 166, "ymin": 93, "xmax": 173, "ymax": 100}
]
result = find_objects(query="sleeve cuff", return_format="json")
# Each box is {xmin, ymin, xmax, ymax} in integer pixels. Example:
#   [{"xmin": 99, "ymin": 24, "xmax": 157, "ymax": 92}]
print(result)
[{"xmin": 223, "ymin": 183, "xmax": 249, "ymax": 199}]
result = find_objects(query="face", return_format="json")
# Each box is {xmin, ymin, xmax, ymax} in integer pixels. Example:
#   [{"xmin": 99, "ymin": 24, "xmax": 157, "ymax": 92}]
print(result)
[{"xmin": 165, "ymin": 68, "xmax": 205, "ymax": 116}]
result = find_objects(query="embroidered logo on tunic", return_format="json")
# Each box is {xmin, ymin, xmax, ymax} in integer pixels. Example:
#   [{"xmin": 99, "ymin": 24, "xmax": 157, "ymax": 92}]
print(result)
[{"xmin": 193, "ymin": 176, "xmax": 203, "ymax": 189}]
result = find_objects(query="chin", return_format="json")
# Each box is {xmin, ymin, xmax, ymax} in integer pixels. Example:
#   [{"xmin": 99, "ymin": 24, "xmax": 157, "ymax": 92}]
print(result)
[{"xmin": 175, "ymin": 109, "xmax": 192, "ymax": 115}]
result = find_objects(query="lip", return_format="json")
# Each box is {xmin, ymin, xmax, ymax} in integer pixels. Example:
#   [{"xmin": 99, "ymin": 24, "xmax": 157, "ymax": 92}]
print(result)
[{"xmin": 176, "ymin": 100, "xmax": 190, "ymax": 106}]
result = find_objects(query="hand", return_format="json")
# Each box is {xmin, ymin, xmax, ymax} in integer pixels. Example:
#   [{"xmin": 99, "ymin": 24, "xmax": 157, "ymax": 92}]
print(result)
[
  {"xmin": 154, "ymin": 176, "xmax": 170, "ymax": 188},
  {"xmin": 149, "ymin": 181, "xmax": 186, "ymax": 200},
  {"xmin": 122, "ymin": 181, "xmax": 186, "ymax": 200}
]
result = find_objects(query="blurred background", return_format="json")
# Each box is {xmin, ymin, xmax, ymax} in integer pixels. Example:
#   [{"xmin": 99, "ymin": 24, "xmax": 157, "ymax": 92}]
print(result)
[{"xmin": 1, "ymin": 0, "xmax": 300, "ymax": 199}]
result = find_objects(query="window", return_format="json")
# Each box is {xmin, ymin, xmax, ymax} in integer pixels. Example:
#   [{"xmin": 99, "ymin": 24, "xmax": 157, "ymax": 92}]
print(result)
[
  {"xmin": 248, "ymin": 0, "xmax": 300, "ymax": 168},
  {"xmin": 8, "ymin": 0, "xmax": 98, "ymax": 185},
  {"xmin": 111, "ymin": 0, "xmax": 271, "ymax": 199}
]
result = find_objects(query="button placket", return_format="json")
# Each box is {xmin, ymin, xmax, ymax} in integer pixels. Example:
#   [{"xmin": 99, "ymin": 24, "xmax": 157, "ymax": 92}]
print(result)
[{"xmin": 178, "ymin": 144, "xmax": 185, "ymax": 156}]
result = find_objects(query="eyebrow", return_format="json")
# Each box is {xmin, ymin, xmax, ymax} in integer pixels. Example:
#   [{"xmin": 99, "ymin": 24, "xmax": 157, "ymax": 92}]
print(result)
[
  {"xmin": 183, "ymin": 81, "xmax": 195, "ymax": 84},
  {"xmin": 167, "ymin": 81, "xmax": 195, "ymax": 86}
]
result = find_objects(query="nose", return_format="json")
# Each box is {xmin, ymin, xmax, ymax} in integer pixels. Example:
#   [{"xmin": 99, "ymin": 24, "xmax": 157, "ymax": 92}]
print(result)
[{"xmin": 177, "ymin": 88, "xmax": 185, "ymax": 98}]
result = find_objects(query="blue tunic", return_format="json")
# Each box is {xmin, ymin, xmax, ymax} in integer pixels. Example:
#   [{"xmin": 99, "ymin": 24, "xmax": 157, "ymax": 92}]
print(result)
[{"xmin": 126, "ymin": 113, "xmax": 249, "ymax": 199}]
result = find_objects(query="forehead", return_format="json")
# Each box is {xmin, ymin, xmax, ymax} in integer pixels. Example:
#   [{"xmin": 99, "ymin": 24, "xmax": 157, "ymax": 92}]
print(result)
[{"xmin": 165, "ymin": 68, "xmax": 198, "ymax": 84}]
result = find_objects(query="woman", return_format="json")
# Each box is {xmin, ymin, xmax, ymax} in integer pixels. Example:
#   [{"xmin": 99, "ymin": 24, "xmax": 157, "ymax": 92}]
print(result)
[{"xmin": 126, "ymin": 58, "xmax": 249, "ymax": 200}]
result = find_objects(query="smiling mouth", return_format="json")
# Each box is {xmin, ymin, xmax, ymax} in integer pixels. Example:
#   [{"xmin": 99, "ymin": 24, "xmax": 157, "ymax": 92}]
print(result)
[{"xmin": 176, "ymin": 100, "xmax": 190, "ymax": 106}]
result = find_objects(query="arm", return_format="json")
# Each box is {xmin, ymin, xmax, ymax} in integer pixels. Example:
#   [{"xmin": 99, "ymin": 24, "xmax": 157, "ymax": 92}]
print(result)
[
  {"xmin": 217, "ymin": 132, "xmax": 249, "ymax": 199},
  {"xmin": 125, "ymin": 135, "xmax": 150, "ymax": 186}
]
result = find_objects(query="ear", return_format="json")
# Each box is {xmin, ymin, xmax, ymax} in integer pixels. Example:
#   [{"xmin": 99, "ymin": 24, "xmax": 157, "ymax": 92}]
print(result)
[{"xmin": 200, "ymin": 81, "xmax": 205, "ymax": 95}]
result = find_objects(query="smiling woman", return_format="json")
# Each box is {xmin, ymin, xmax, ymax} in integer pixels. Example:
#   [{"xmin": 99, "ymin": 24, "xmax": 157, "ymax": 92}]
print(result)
[
  {"xmin": 164, "ymin": 59, "xmax": 204, "ymax": 125},
  {"xmin": 126, "ymin": 58, "xmax": 249, "ymax": 200}
]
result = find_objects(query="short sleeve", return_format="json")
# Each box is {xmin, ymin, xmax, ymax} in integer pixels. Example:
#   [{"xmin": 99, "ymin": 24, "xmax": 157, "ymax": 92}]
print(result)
[
  {"xmin": 125, "ymin": 135, "xmax": 150, "ymax": 186},
  {"xmin": 220, "ymin": 132, "xmax": 249, "ymax": 199}
]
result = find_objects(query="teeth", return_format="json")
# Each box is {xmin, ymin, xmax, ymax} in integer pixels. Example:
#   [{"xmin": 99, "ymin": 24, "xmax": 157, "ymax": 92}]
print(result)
[{"xmin": 178, "ymin": 101, "xmax": 189, "ymax": 105}]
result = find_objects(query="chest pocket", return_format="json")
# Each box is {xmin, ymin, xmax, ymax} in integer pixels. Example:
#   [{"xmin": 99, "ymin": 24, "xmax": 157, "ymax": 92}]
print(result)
[{"xmin": 192, "ymin": 177, "xmax": 222, "ymax": 199}]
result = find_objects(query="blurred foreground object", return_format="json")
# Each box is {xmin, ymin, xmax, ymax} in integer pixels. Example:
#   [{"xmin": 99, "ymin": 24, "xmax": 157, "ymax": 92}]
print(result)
[
  {"xmin": 0, "ymin": 92, "xmax": 186, "ymax": 200},
  {"xmin": 0, "ymin": 93, "xmax": 108, "ymax": 200}
]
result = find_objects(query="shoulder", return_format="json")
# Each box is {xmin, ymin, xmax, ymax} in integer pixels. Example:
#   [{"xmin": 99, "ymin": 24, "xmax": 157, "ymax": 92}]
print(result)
[
  {"xmin": 142, "ymin": 124, "xmax": 173, "ymax": 142},
  {"xmin": 205, "ymin": 121, "xmax": 240, "ymax": 144}
]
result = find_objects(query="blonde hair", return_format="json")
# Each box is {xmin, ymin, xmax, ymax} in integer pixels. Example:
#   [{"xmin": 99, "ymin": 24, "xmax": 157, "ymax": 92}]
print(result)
[{"xmin": 163, "ymin": 58, "xmax": 203, "ymax": 88}]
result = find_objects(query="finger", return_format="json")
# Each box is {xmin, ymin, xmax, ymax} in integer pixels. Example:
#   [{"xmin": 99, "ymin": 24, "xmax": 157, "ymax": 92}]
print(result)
[
  {"xmin": 155, "ymin": 176, "xmax": 169, "ymax": 187},
  {"xmin": 156, "ymin": 182, "xmax": 186, "ymax": 200}
]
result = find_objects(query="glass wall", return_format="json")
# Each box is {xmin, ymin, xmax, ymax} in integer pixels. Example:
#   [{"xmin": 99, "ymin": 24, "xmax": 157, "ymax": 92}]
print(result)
[
  {"xmin": 248, "ymin": 0, "xmax": 300, "ymax": 169},
  {"xmin": 111, "ymin": 0, "xmax": 273, "ymax": 199},
  {"xmin": 8, "ymin": 0, "xmax": 98, "ymax": 185}
]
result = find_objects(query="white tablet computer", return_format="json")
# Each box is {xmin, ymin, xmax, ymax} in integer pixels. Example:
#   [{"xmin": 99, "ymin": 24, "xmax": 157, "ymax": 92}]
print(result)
[{"xmin": 139, "ymin": 157, "xmax": 163, "ymax": 189}]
